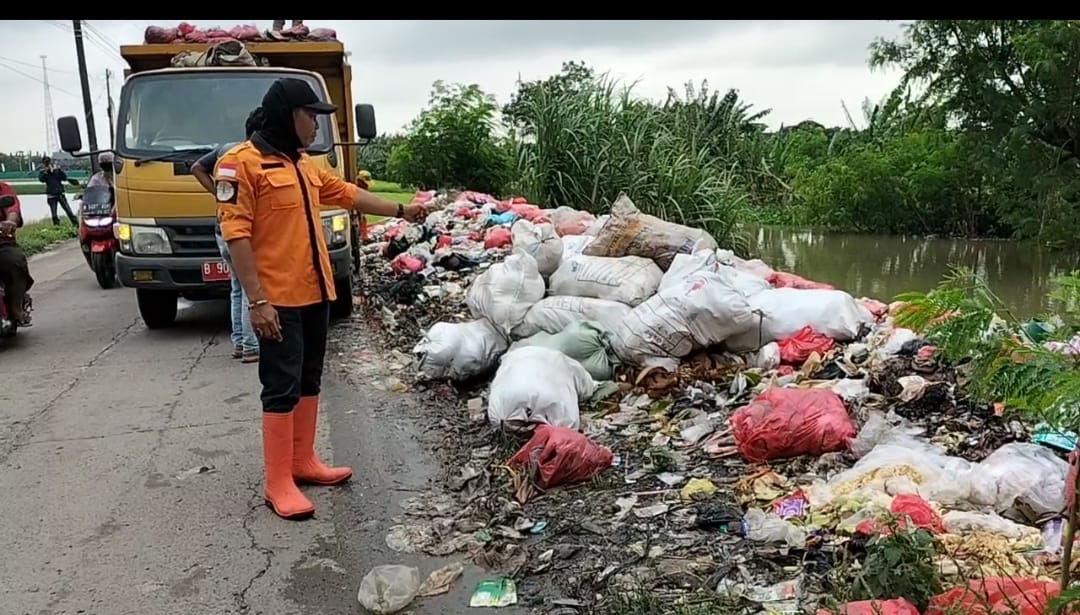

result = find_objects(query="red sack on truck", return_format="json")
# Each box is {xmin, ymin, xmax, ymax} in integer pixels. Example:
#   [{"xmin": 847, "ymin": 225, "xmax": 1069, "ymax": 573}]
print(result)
[
  {"xmin": 777, "ymin": 326, "xmax": 835, "ymax": 364},
  {"xmin": 816, "ymin": 598, "xmax": 920, "ymax": 615},
  {"xmin": 228, "ymin": 24, "xmax": 262, "ymax": 41},
  {"xmin": 507, "ymin": 425, "xmax": 613, "ymax": 489},
  {"xmin": 730, "ymin": 388, "xmax": 855, "ymax": 463},
  {"xmin": 767, "ymin": 271, "xmax": 835, "ymax": 290},
  {"xmin": 144, "ymin": 26, "xmax": 179, "ymax": 44}
]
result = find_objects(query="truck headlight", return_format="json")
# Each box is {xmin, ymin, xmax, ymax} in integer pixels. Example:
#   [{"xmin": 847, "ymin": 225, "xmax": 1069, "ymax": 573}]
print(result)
[
  {"xmin": 115, "ymin": 223, "xmax": 172, "ymax": 255},
  {"xmin": 323, "ymin": 213, "xmax": 349, "ymax": 247}
]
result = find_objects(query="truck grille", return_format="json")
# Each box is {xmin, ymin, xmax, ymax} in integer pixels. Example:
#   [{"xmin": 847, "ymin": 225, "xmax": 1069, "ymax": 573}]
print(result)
[{"xmin": 159, "ymin": 219, "xmax": 218, "ymax": 256}]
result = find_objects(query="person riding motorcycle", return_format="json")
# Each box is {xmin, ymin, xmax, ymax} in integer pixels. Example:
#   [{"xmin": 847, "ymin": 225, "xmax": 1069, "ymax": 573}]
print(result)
[
  {"xmin": 86, "ymin": 152, "xmax": 116, "ymax": 191},
  {"xmin": 0, "ymin": 181, "xmax": 33, "ymax": 326}
]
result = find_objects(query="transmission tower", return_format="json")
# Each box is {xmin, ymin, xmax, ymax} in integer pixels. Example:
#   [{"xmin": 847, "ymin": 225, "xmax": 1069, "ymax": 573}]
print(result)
[{"xmin": 41, "ymin": 55, "xmax": 59, "ymax": 156}]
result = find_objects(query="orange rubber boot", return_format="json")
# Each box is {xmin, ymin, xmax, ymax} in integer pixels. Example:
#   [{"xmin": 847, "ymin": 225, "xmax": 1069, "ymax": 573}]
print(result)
[
  {"xmin": 292, "ymin": 396, "xmax": 353, "ymax": 485},
  {"xmin": 262, "ymin": 412, "xmax": 315, "ymax": 520}
]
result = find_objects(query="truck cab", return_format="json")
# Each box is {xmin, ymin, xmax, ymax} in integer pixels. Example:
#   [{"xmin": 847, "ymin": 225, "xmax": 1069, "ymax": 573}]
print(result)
[{"xmin": 57, "ymin": 40, "xmax": 374, "ymax": 329}]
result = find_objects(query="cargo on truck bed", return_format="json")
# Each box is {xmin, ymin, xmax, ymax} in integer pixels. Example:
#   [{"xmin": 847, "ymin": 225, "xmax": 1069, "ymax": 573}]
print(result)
[{"xmin": 143, "ymin": 22, "xmax": 338, "ymax": 45}]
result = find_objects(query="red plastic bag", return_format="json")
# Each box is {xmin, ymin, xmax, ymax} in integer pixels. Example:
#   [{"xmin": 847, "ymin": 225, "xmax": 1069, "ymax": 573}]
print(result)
[
  {"xmin": 555, "ymin": 221, "xmax": 589, "ymax": 236},
  {"xmin": 926, "ymin": 577, "xmax": 1065, "ymax": 615},
  {"xmin": 777, "ymin": 326, "xmax": 835, "ymax": 364},
  {"xmin": 767, "ymin": 271, "xmax": 835, "ymax": 290},
  {"xmin": 228, "ymin": 25, "xmax": 262, "ymax": 41},
  {"xmin": 389, "ymin": 254, "xmax": 424, "ymax": 274},
  {"xmin": 184, "ymin": 29, "xmax": 209, "ymax": 43},
  {"xmin": 858, "ymin": 297, "xmax": 889, "ymax": 321},
  {"xmin": 857, "ymin": 493, "xmax": 945, "ymax": 536},
  {"xmin": 144, "ymin": 26, "xmax": 179, "ymax": 43},
  {"xmin": 484, "ymin": 227, "xmax": 512, "ymax": 249},
  {"xmin": 816, "ymin": 598, "xmax": 920, "ymax": 615},
  {"xmin": 177, "ymin": 22, "xmax": 196, "ymax": 36},
  {"xmin": 308, "ymin": 27, "xmax": 339, "ymax": 41},
  {"xmin": 506, "ymin": 425, "xmax": 613, "ymax": 489},
  {"xmin": 730, "ymin": 388, "xmax": 855, "ymax": 463}
]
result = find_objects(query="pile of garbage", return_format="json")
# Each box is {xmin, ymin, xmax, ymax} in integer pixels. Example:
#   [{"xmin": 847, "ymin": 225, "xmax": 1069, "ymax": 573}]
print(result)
[
  {"xmin": 352, "ymin": 189, "xmax": 1075, "ymax": 614},
  {"xmin": 143, "ymin": 22, "xmax": 338, "ymax": 45}
]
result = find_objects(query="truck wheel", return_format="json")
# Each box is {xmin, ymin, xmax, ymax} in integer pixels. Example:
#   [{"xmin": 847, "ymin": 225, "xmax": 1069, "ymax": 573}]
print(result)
[
  {"xmin": 331, "ymin": 276, "xmax": 353, "ymax": 320},
  {"xmin": 137, "ymin": 289, "xmax": 178, "ymax": 329}
]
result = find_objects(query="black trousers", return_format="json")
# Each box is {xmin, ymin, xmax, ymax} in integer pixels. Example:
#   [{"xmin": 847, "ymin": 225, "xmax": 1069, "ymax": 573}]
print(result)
[
  {"xmin": 0, "ymin": 244, "xmax": 33, "ymax": 319},
  {"xmin": 46, "ymin": 193, "xmax": 77, "ymax": 226},
  {"xmin": 259, "ymin": 301, "xmax": 330, "ymax": 412}
]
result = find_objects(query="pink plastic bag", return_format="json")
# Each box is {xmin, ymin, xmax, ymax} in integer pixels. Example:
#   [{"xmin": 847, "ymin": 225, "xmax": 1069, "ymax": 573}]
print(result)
[
  {"xmin": 777, "ymin": 326, "xmax": 835, "ymax": 364},
  {"xmin": 484, "ymin": 227, "xmax": 512, "ymax": 249}
]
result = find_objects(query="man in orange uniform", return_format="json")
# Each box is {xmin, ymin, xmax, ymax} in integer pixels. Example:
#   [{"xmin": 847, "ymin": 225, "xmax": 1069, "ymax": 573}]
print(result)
[{"xmin": 215, "ymin": 78, "xmax": 426, "ymax": 520}]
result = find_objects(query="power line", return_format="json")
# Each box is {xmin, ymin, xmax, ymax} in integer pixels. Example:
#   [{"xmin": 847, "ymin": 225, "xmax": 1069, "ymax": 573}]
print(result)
[
  {"xmin": 0, "ymin": 59, "xmax": 80, "ymax": 98},
  {"xmin": 0, "ymin": 55, "xmax": 78, "ymax": 75}
]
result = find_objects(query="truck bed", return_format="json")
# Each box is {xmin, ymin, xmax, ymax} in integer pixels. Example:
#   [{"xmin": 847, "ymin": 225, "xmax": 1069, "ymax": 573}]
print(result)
[{"xmin": 120, "ymin": 41, "xmax": 346, "ymax": 74}]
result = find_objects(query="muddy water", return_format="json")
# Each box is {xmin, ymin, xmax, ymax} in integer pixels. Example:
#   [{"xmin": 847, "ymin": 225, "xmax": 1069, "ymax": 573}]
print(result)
[{"xmin": 743, "ymin": 226, "xmax": 1080, "ymax": 319}]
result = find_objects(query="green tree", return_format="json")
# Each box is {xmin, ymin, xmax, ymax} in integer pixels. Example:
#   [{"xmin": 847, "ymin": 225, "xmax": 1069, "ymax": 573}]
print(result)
[
  {"xmin": 503, "ymin": 61, "xmax": 596, "ymax": 136},
  {"xmin": 870, "ymin": 20, "xmax": 1080, "ymax": 242},
  {"xmin": 386, "ymin": 81, "xmax": 512, "ymax": 195}
]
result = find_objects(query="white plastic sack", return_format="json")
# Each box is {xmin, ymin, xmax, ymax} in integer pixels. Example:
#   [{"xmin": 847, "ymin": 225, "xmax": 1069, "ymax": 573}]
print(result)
[
  {"xmin": 487, "ymin": 346, "xmax": 596, "ymax": 433},
  {"xmin": 725, "ymin": 288, "xmax": 873, "ymax": 352},
  {"xmin": 509, "ymin": 320, "xmax": 614, "ymax": 380},
  {"xmin": 562, "ymin": 235, "xmax": 595, "ymax": 259},
  {"xmin": 661, "ymin": 251, "xmax": 771, "ymax": 299},
  {"xmin": 512, "ymin": 295, "xmax": 631, "ymax": 339},
  {"xmin": 511, "ymin": 219, "xmax": 563, "ymax": 277},
  {"xmin": 466, "ymin": 253, "xmax": 546, "ymax": 336},
  {"xmin": 611, "ymin": 271, "xmax": 756, "ymax": 368},
  {"xmin": 412, "ymin": 319, "xmax": 508, "ymax": 382},
  {"xmin": 808, "ymin": 439, "xmax": 978, "ymax": 510},
  {"xmin": 582, "ymin": 194, "xmax": 718, "ymax": 270},
  {"xmin": 548, "ymin": 255, "xmax": 662, "ymax": 307},
  {"xmin": 969, "ymin": 442, "xmax": 1068, "ymax": 519}
]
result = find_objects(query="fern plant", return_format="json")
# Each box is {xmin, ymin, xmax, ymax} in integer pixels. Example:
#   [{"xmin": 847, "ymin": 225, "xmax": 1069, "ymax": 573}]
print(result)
[{"xmin": 893, "ymin": 266, "xmax": 1080, "ymax": 428}]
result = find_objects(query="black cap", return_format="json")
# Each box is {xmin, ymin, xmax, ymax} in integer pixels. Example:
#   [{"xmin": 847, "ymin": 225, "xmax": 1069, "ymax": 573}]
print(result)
[{"xmin": 262, "ymin": 78, "xmax": 337, "ymax": 115}]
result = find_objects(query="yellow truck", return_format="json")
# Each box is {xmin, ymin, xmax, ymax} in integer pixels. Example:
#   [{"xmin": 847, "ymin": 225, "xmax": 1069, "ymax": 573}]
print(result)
[{"xmin": 56, "ymin": 40, "xmax": 375, "ymax": 328}]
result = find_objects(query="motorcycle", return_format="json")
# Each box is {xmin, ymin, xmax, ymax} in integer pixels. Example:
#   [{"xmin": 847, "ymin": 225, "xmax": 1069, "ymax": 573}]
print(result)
[
  {"xmin": 0, "ymin": 194, "xmax": 31, "ymax": 338},
  {"xmin": 76, "ymin": 185, "xmax": 119, "ymax": 289}
]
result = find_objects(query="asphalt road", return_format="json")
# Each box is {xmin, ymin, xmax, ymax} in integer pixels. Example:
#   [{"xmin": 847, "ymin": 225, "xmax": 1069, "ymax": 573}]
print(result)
[{"xmin": 0, "ymin": 242, "xmax": 529, "ymax": 615}]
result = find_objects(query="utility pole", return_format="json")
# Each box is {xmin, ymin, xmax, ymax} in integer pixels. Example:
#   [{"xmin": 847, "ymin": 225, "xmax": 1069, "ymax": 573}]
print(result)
[
  {"xmin": 72, "ymin": 19, "xmax": 100, "ymax": 173},
  {"xmin": 105, "ymin": 69, "xmax": 115, "ymax": 145}
]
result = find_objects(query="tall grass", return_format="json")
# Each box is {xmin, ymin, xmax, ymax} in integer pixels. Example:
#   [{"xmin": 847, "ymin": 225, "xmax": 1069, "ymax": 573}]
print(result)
[{"xmin": 511, "ymin": 75, "xmax": 780, "ymax": 252}]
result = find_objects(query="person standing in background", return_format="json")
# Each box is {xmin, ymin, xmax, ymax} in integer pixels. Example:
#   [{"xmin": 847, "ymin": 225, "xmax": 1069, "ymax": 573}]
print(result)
[
  {"xmin": 191, "ymin": 108, "xmax": 264, "ymax": 363},
  {"xmin": 37, "ymin": 157, "xmax": 79, "ymax": 227}
]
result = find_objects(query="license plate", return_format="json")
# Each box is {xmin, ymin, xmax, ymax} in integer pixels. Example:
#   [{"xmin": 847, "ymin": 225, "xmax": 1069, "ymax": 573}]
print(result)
[{"xmin": 201, "ymin": 261, "xmax": 231, "ymax": 282}]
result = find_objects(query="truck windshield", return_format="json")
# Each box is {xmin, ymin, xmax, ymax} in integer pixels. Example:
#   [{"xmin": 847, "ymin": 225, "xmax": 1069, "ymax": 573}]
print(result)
[{"xmin": 117, "ymin": 71, "xmax": 335, "ymax": 157}]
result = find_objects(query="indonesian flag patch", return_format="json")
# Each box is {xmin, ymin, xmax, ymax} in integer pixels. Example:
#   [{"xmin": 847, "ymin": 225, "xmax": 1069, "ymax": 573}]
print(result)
[{"xmin": 217, "ymin": 161, "xmax": 237, "ymax": 178}]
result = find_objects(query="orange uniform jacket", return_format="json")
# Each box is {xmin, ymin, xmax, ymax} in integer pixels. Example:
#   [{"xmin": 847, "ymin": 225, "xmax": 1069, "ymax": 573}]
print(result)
[{"xmin": 214, "ymin": 135, "xmax": 360, "ymax": 308}]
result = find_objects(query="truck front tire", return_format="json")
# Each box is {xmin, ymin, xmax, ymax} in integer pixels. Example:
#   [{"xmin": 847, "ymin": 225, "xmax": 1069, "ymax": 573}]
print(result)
[
  {"xmin": 331, "ymin": 276, "xmax": 353, "ymax": 320},
  {"xmin": 137, "ymin": 289, "xmax": 178, "ymax": 329}
]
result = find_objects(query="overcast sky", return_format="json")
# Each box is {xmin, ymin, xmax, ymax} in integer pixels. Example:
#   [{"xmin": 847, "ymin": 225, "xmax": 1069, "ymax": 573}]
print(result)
[{"xmin": 0, "ymin": 20, "xmax": 907, "ymax": 154}]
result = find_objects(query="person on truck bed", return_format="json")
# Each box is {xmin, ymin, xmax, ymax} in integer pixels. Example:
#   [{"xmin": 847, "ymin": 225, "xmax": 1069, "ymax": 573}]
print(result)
[
  {"xmin": 192, "ymin": 108, "xmax": 264, "ymax": 364},
  {"xmin": 272, "ymin": 20, "xmax": 303, "ymax": 31},
  {"xmin": 215, "ymin": 77, "xmax": 428, "ymax": 520},
  {"xmin": 37, "ymin": 157, "xmax": 80, "ymax": 227}
]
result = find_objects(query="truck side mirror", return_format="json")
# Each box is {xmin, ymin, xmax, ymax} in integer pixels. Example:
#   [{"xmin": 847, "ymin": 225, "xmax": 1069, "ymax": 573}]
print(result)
[
  {"xmin": 0, "ymin": 196, "xmax": 15, "ymax": 209},
  {"xmin": 57, "ymin": 116, "xmax": 84, "ymax": 153},
  {"xmin": 355, "ymin": 104, "xmax": 376, "ymax": 141}
]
